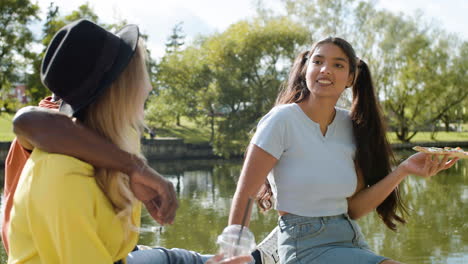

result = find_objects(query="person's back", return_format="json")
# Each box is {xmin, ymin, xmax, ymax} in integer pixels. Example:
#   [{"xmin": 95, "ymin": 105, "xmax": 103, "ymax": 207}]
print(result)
[
  {"xmin": 8, "ymin": 149, "xmax": 141, "ymax": 264},
  {"xmin": 2, "ymin": 97, "xmax": 59, "ymax": 253}
]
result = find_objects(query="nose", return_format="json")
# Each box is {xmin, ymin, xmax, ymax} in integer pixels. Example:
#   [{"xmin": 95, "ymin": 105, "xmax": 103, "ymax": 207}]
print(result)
[
  {"xmin": 320, "ymin": 64, "xmax": 331, "ymax": 74},
  {"xmin": 320, "ymin": 64, "xmax": 331, "ymax": 75}
]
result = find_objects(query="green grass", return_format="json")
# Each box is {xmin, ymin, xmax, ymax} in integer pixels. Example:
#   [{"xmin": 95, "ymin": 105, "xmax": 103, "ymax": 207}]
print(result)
[
  {"xmin": 150, "ymin": 117, "xmax": 211, "ymax": 144},
  {"xmin": 2, "ymin": 110, "xmax": 468, "ymax": 145},
  {"xmin": 387, "ymin": 131, "xmax": 468, "ymax": 144},
  {"xmin": 0, "ymin": 112, "xmax": 14, "ymax": 142}
]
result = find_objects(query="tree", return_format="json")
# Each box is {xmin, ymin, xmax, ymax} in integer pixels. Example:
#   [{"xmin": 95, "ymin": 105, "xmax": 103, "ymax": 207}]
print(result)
[
  {"xmin": 278, "ymin": 0, "xmax": 468, "ymax": 142},
  {"xmin": 203, "ymin": 18, "xmax": 310, "ymax": 156},
  {"xmin": 165, "ymin": 22, "xmax": 185, "ymax": 54},
  {"xmin": 0, "ymin": 0, "xmax": 39, "ymax": 112},
  {"xmin": 26, "ymin": 2, "xmax": 60, "ymax": 104},
  {"xmin": 164, "ymin": 22, "xmax": 186, "ymax": 126},
  {"xmin": 148, "ymin": 17, "xmax": 310, "ymax": 156},
  {"xmin": 376, "ymin": 13, "xmax": 468, "ymax": 141}
]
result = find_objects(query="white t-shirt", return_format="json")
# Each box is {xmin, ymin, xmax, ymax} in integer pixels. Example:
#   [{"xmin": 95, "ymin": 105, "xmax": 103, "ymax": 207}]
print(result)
[{"xmin": 251, "ymin": 103, "xmax": 357, "ymax": 217}]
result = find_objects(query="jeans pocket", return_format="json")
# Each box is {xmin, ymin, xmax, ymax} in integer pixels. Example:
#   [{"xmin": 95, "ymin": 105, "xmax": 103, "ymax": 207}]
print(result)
[
  {"xmin": 295, "ymin": 219, "xmax": 325, "ymax": 240},
  {"xmin": 348, "ymin": 219, "xmax": 371, "ymax": 249}
]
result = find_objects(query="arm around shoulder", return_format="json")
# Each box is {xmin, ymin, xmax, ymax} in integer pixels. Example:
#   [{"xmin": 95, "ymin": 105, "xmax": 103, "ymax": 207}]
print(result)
[{"xmin": 13, "ymin": 106, "xmax": 71, "ymax": 151}]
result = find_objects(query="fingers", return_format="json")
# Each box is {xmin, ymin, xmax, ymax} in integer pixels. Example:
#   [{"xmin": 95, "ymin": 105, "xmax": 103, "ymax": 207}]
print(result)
[
  {"xmin": 422, "ymin": 154, "xmax": 432, "ymax": 174},
  {"xmin": 144, "ymin": 199, "xmax": 164, "ymax": 224},
  {"xmin": 428, "ymin": 155, "xmax": 444, "ymax": 175},
  {"xmin": 425, "ymin": 154, "xmax": 459, "ymax": 177},
  {"xmin": 206, "ymin": 254, "xmax": 223, "ymax": 264},
  {"xmin": 220, "ymin": 255, "xmax": 254, "ymax": 264},
  {"xmin": 207, "ymin": 254, "xmax": 254, "ymax": 264},
  {"xmin": 156, "ymin": 181, "xmax": 178, "ymax": 225},
  {"xmin": 444, "ymin": 157, "xmax": 459, "ymax": 169},
  {"xmin": 437, "ymin": 155, "xmax": 450, "ymax": 171}
]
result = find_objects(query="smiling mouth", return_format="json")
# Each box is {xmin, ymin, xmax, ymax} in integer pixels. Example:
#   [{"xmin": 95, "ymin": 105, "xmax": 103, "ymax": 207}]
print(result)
[{"xmin": 316, "ymin": 79, "xmax": 333, "ymax": 85}]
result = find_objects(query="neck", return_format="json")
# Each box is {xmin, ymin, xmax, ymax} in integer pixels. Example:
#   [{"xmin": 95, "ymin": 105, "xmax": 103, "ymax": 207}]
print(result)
[{"xmin": 298, "ymin": 96, "xmax": 337, "ymax": 135}]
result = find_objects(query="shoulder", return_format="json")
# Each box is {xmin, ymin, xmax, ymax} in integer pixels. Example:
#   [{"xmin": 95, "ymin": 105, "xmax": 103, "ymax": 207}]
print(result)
[
  {"xmin": 30, "ymin": 149, "xmax": 94, "ymax": 175},
  {"xmin": 335, "ymin": 107, "xmax": 353, "ymax": 123},
  {"xmin": 259, "ymin": 104, "xmax": 297, "ymax": 125},
  {"xmin": 27, "ymin": 149, "xmax": 95, "ymax": 190},
  {"xmin": 25, "ymin": 149, "xmax": 99, "ymax": 210}
]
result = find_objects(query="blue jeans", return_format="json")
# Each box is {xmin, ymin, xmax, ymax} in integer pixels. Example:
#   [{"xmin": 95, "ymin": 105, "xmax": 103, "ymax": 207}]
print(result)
[
  {"xmin": 278, "ymin": 213, "xmax": 388, "ymax": 264},
  {"xmin": 126, "ymin": 247, "xmax": 213, "ymax": 264}
]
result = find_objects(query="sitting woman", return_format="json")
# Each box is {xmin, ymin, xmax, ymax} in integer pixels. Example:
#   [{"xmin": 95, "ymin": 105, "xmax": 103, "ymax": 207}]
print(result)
[{"xmin": 7, "ymin": 19, "xmax": 251, "ymax": 264}]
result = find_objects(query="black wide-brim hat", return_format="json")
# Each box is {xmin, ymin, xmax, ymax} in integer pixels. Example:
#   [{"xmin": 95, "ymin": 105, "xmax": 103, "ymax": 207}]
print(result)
[{"xmin": 40, "ymin": 19, "xmax": 139, "ymax": 117}]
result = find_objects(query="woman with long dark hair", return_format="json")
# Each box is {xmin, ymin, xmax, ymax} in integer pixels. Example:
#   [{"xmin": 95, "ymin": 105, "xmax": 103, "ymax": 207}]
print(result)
[{"xmin": 229, "ymin": 37, "xmax": 458, "ymax": 263}]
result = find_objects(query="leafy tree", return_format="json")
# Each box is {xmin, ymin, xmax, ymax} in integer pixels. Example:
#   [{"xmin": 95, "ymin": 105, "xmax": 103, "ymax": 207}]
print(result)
[
  {"xmin": 147, "ymin": 44, "xmax": 212, "ymax": 130},
  {"xmin": 204, "ymin": 18, "xmax": 310, "ymax": 156},
  {"xmin": 148, "ymin": 17, "xmax": 310, "ymax": 156},
  {"xmin": 278, "ymin": 0, "xmax": 467, "ymax": 142},
  {"xmin": 376, "ymin": 13, "xmax": 468, "ymax": 141},
  {"xmin": 0, "ymin": 0, "xmax": 39, "ymax": 112}
]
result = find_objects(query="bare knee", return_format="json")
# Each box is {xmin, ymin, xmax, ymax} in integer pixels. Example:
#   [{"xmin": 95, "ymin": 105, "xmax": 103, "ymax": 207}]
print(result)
[{"xmin": 381, "ymin": 260, "xmax": 403, "ymax": 264}]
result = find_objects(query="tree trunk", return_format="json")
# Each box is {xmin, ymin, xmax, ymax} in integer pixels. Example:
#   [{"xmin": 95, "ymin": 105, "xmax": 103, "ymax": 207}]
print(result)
[
  {"xmin": 210, "ymin": 114, "xmax": 215, "ymax": 143},
  {"xmin": 444, "ymin": 120, "xmax": 450, "ymax": 132}
]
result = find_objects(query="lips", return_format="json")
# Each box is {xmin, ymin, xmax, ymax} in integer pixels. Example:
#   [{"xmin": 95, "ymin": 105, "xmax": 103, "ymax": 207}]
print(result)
[{"xmin": 316, "ymin": 78, "xmax": 333, "ymax": 85}]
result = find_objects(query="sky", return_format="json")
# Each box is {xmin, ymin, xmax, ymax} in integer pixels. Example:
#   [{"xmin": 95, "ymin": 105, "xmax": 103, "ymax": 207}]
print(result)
[{"xmin": 31, "ymin": 0, "xmax": 468, "ymax": 59}]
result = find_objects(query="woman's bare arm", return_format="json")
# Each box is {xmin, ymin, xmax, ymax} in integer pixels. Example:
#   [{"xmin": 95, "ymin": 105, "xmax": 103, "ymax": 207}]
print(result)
[
  {"xmin": 228, "ymin": 144, "xmax": 278, "ymax": 227},
  {"xmin": 347, "ymin": 153, "xmax": 457, "ymax": 219}
]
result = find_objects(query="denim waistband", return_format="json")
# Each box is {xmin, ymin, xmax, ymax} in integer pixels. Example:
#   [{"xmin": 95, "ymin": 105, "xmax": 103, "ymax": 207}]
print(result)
[{"xmin": 279, "ymin": 213, "xmax": 349, "ymax": 226}]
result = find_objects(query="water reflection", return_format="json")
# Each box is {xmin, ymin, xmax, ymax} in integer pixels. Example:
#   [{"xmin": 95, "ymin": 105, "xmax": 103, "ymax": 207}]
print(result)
[{"xmin": 0, "ymin": 156, "xmax": 467, "ymax": 263}]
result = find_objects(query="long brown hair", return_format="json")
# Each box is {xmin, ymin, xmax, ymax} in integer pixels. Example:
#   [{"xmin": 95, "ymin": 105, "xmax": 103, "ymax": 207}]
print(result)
[{"xmin": 257, "ymin": 37, "xmax": 407, "ymax": 230}]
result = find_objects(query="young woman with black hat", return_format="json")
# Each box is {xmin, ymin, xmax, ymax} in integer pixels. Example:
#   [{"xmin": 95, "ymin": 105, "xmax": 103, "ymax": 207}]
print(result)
[{"xmin": 7, "ymin": 19, "xmax": 251, "ymax": 264}]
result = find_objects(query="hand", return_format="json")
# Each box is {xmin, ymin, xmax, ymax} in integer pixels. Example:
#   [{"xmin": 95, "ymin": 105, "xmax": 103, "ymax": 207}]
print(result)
[
  {"xmin": 398, "ymin": 152, "xmax": 459, "ymax": 178},
  {"xmin": 129, "ymin": 161, "xmax": 178, "ymax": 225},
  {"xmin": 206, "ymin": 254, "xmax": 254, "ymax": 264}
]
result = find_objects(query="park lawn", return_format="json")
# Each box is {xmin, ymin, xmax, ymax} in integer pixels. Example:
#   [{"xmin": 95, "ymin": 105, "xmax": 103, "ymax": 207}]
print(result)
[
  {"xmin": 2, "ymin": 111, "xmax": 468, "ymax": 145},
  {"xmin": 152, "ymin": 117, "xmax": 212, "ymax": 144},
  {"xmin": 387, "ymin": 131, "xmax": 468, "ymax": 144},
  {"xmin": 0, "ymin": 112, "xmax": 14, "ymax": 142},
  {"xmin": 166, "ymin": 120, "xmax": 468, "ymax": 145}
]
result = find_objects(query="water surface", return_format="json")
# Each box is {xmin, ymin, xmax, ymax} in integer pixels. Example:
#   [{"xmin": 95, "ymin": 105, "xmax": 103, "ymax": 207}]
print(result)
[{"xmin": 1, "ymin": 154, "xmax": 467, "ymax": 263}]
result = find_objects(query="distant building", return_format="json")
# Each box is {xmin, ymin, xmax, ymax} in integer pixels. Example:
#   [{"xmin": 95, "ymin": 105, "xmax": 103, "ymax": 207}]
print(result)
[{"xmin": 9, "ymin": 83, "xmax": 29, "ymax": 104}]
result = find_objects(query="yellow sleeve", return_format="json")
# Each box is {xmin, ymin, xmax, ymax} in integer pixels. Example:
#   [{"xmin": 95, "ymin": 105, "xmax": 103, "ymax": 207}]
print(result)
[{"xmin": 29, "ymin": 156, "xmax": 115, "ymax": 264}]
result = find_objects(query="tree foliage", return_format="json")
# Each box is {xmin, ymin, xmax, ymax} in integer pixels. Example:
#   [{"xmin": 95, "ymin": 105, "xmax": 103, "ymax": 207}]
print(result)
[
  {"xmin": 0, "ymin": 0, "xmax": 39, "ymax": 111},
  {"xmin": 280, "ymin": 0, "xmax": 467, "ymax": 142},
  {"xmin": 147, "ymin": 17, "xmax": 310, "ymax": 156}
]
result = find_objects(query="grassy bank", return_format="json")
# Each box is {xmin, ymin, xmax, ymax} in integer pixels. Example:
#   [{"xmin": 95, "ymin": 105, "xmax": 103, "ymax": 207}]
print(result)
[
  {"xmin": 1, "ymin": 112, "xmax": 468, "ymax": 144},
  {"xmin": 0, "ymin": 112, "xmax": 13, "ymax": 142},
  {"xmin": 387, "ymin": 131, "xmax": 468, "ymax": 144}
]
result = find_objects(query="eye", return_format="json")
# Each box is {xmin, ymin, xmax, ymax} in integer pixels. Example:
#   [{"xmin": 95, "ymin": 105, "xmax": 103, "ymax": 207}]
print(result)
[
  {"xmin": 335, "ymin": 63, "xmax": 344, "ymax": 68},
  {"xmin": 312, "ymin": 60, "xmax": 322, "ymax": 65}
]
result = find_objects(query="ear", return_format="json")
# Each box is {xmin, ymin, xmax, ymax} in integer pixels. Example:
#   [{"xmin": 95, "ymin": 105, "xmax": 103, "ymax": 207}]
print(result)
[{"xmin": 346, "ymin": 72, "xmax": 355, "ymax": 88}]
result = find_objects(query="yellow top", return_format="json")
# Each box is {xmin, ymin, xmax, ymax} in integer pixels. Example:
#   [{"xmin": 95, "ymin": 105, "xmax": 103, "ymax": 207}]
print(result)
[{"xmin": 8, "ymin": 149, "xmax": 141, "ymax": 264}]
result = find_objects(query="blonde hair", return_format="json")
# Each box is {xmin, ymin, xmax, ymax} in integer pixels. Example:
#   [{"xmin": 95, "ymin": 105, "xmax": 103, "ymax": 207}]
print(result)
[{"xmin": 82, "ymin": 40, "xmax": 149, "ymax": 239}]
